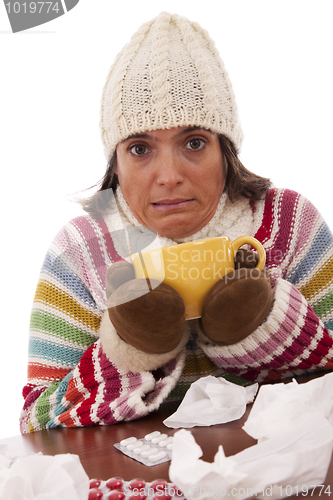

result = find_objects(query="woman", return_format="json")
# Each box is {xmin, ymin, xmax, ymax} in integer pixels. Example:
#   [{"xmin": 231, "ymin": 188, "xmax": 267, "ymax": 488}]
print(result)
[{"xmin": 20, "ymin": 12, "xmax": 333, "ymax": 433}]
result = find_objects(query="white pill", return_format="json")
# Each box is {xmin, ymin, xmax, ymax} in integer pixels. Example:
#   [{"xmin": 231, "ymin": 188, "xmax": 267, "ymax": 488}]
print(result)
[
  {"xmin": 135, "ymin": 444, "xmax": 151, "ymax": 455},
  {"xmin": 144, "ymin": 431, "xmax": 160, "ymax": 441},
  {"xmin": 159, "ymin": 437, "xmax": 174, "ymax": 447},
  {"xmin": 132, "ymin": 440, "xmax": 143, "ymax": 448},
  {"xmin": 166, "ymin": 443, "xmax": 173, "ymax": 450},
  {"xmin": 148, "ymin": 451, "xmax": 167, "ymax": 462},
  {"xmin": 141, "ymin": 447, "xmax": 158, "ymax": 458},
  {"xmin": 120, "ymin": 437, "xmax": 137, "ymax": 446},
  {"xmin": 127, "ymin": 443, "xmax": 139, "ymax": 451},
  {"xmin": 131, "ymin": 442, "xmax": 144, "ymax": 453},
  {"xmin": 151, "ymin": 433, "xmax": 168, "ymax": 444}
]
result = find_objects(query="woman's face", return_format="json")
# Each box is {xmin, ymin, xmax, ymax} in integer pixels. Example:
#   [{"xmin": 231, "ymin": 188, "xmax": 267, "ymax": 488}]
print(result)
[{"xmin": 115, "ymin": 127, "xmax": 226, "ymax": 239}]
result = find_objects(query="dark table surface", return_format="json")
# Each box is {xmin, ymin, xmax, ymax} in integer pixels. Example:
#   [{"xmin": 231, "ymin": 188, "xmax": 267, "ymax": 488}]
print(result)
[{"xmin": 1, "ymin": 372, "xmax": 332, "ymax": 498}]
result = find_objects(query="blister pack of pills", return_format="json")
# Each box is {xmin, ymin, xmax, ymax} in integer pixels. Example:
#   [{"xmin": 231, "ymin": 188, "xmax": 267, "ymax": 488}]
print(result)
[
  {"xmin": 114, "ymin": 431, "xmax": 174, "ymax": 466},
  {"xmin": 88, "ymin": 477, "xmax": 186, "ymax": 500}
]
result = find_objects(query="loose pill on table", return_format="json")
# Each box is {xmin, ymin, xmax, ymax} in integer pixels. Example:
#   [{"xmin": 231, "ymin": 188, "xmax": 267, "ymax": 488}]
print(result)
[
  {"xmin": 151, "ymin": 433, "xmax": 168, "ymax": 444},
  {"xmin": 141, "ymin": 447, "xmax": 159, "ymax": 458},
  {"xmin": 144, "ymin": 431, "xmax": 160, "ymax": 441},
  {"xmin": 120, "ymin": 437, "xmax": 137, "ymax": 446},
  {"xmin": 166, "ymin": 443, "xmax": 173, "ymax": 450},
  {"xmin": 148, "ymin": 451, "xmax": 167, "ymax": 462}
]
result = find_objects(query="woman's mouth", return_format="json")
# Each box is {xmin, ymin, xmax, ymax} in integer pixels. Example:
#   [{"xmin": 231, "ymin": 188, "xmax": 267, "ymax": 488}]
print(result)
[{"xmin": 151, "ymin": 199, "xmax": 195, "ymax": 211}]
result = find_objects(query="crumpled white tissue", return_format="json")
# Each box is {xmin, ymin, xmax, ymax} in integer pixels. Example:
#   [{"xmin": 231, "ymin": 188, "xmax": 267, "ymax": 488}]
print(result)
[
  {"xmin": 163, "ymin": 375, "xmax": 258, "ymax": 428},
  {"xmin": 169, "ymin": 373, "xmax": 333, "ymax": 500},
  {"xmin": 243, "ymin": 371, "xmax": 333, "ymax": 441},
  {"xmin": 0, "ymin": 446, "xmax": 89, "ymax": 500}
]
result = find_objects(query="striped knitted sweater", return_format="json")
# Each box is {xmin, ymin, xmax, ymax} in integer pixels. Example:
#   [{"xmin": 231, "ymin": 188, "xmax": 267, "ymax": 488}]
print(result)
[{"xmin": 20, "ymin": 187, "xmax": 333, "ymax": 433}]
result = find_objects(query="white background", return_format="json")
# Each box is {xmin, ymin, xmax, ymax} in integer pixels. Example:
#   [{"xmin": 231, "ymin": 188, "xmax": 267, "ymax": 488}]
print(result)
[{"xmin": 0, "ymin": 0, "xmax": 332, "ymax": 439}]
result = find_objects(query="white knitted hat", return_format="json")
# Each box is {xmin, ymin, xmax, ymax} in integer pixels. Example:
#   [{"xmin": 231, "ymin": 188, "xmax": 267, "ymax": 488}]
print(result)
[{"xmin": 100, "ymin": 12, "xmax": 243, "ymax": 161}]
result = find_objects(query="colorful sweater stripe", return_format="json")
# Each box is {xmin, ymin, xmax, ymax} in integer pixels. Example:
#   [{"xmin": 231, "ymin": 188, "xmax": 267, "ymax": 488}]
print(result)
[{"xmin": 20, "ymin": 188, "xmax": 333, "ymax": 433}]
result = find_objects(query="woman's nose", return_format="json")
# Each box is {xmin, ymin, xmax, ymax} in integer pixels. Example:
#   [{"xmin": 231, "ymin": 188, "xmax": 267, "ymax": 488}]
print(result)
[{"xmin": 155, "ymin": 151, "xmax": 184, "ymax": 187}]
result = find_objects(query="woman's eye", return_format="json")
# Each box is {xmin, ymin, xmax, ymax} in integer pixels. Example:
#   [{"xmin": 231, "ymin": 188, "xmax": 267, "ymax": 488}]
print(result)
[
  {"xmin": 129, "ymin": 144, "xmax": 148, "ymax": 155},
  {"xmin": 187, "ymin": 138, "xmax": 205, "ymax": 150}
]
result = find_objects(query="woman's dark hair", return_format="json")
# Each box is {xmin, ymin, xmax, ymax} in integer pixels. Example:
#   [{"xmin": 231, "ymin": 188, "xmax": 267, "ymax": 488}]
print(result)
[
  {"xmin": 80, "ymin": 151, "xmax": 118, "ymax": 215},
  {"xmin": 218, "ymin": 135, "xmax": 271, "ymax": 202},
  {"xmin": 80, "ymin": 134, "xmax": 271, "ymax": 215}
]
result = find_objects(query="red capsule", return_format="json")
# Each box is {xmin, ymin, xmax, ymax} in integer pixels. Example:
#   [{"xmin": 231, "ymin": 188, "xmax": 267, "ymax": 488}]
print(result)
[
  {"xmin": 107, "ymin": 491, "xmax": 126, "ymax": 500},
  {"xmin": 106, "ymin": 477, "xmax": 124, "ymax": 490},
  {"xmin": 149, "ymin": 479, "xmax": 168, "ymax": 491},
  {"xmin": 169, "ymin": 484, "xmax": 184, "ymax": 497},
  {"xmin": 89, "ymin": 478, "xmax": 102, "ymax": 489},
  {"xmin": 152, "ymin": 493, "xmax": 172, "ymax": 500},
  {"xmin": 128, "ymin": 478, "xmax": 146, "ymax": 490},
  {"xmin": 128, "ymin": 492, "xmax": 147, "ymax": 500},
  {"xmin": 88, "ymin": 489, "xmax": 104, "ymax": 500}
]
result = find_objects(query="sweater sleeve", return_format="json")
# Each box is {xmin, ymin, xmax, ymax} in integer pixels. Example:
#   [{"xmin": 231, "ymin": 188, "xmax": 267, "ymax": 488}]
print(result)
[
  {"xmin": 20, "ymin": 216, "xmax": 185, "ymax": 433},
  {"xmin": 197, "ymin": 190, "xmax": 333, "ymax": 383}
]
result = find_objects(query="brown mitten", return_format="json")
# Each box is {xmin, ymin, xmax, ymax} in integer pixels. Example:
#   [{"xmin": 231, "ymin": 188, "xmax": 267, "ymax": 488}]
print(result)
[
  {"xmin": 234, "ymin": 248, "xmax": 259, "ymax": 269},
  {"xmin": 106, "ymin": 260, "xmax": 135, "ymax": 296},
  {"xmin": 106, "ymin": 261, "xmax": 185, "ymax": 354},
  {"xmin": 201, "ymin": 268, "xmax": 273, "ymax": 345}
]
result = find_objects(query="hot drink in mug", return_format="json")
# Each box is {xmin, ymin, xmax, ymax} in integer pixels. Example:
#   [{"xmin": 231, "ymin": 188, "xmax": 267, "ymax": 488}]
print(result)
[{"xmin": 131, "ymin": 236, "xmax": 266, "ymax": 320}]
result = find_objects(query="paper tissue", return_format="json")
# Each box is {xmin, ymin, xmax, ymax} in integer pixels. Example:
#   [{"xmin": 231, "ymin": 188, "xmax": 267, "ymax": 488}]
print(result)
[
  {"xmin": 163, "ymin": 375, "xmax": 258, "ymax": 428},
  {"xmin": 0, "ymin": 445, "xmax": 89, "ymax": 500},
  {"xmin": 169, "ymin": 373, "xmax": 333, "ymax": 499}
]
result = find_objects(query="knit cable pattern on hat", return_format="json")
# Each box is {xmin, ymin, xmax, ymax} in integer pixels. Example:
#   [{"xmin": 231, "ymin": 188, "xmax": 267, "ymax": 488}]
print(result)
[{"xmin": 100, "ymin": 12, "xmax": 243, "ymax": 161}]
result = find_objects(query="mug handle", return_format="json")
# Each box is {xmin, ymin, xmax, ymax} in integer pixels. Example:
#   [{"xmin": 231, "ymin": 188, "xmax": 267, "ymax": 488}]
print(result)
[{"xmin": 231, "ymin": 236, "xmax": 266, "ymax": 271}]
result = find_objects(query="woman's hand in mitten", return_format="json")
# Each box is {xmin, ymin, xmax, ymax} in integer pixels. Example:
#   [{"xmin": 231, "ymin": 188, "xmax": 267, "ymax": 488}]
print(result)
[
  {"xmin": 201, "ymin": 266, "xmax": 273, "ymax": 346},
  {"xmin": 105, "ymin": 261, "xmax": 185, "ymax": 354},
  {"xmin": 234, "ymin": 248, "xmax": 259, "ymax": 269}
]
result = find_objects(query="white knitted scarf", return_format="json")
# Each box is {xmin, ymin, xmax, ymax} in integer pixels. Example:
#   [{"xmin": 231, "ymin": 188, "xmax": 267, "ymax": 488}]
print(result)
[{"xmin": 112, "ymin": 186, "xmax": 257, "ymax": 251}]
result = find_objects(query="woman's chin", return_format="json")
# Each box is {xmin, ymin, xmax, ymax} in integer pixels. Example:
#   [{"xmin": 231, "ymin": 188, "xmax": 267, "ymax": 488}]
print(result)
[
  {"xmin": 155, "ymin": 219, "xmax": 203, "ymax": 240},
  {"xmin": 143, "ymin": 205, "xmax": 213, "ymax": 239}
]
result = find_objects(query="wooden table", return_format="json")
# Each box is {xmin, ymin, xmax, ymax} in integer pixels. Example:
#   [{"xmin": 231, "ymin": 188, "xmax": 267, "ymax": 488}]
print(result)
[{"xmin": 1, "ymin": 372, "xmax": 333, "ymax": 498}]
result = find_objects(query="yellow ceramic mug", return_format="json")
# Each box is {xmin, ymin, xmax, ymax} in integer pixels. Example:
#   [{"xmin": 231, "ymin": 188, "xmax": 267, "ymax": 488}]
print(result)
[{"xmin": 131, "ymin": 236, "xmax": 266, "ymax": 320}]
